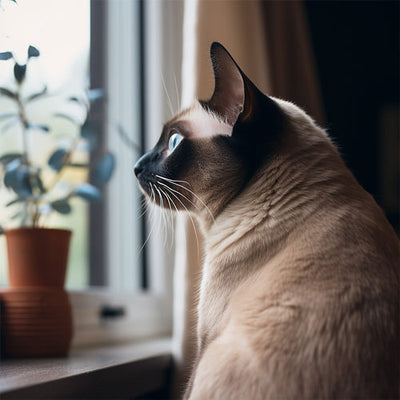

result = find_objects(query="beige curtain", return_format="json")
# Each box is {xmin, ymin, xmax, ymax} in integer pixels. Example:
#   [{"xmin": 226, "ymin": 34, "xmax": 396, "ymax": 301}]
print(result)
[{"xmin": 172, "ymin": 0, "xmax": 324, "ymax": 397}]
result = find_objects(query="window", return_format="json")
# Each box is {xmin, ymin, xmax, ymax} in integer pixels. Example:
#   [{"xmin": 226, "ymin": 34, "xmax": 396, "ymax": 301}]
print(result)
[
  {"xmin": 0, "ymin": 0, "xmax": 183, "ymax": 346},
  {"xmin": 0, "ymin": 0, "xmax": 90, "ymax": 288}
]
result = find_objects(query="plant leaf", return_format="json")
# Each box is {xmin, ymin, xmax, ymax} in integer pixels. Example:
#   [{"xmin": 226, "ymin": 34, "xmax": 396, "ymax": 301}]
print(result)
[
  {"xmin": 0, "ymin": 51, "xmax": 13, "ymax": 61},
  {"xmin": 4, "ymin": 157, "xmax": 20, "ymax": 168},
  {"xmin": 27, "ymin": 45, "xmax": 40, "ymax": 58},
  {"xmin": 80, "ymin": 120, "xmax": 95, "ymax": 138},
  {"xmin": 75, "ymin": 183, "xmax": 102, "ymax": 202},
  {"xmin": 80, "ymin": 120, "xmax": 97, "ymax": 149},
  {"xmin": 26, "ymin": 123, "xmax": 49, "ymax": 133},
  {"xmin": 0, "ymin": 0, "xmax": 18, "ymax": 5},
  {"xmin": 0, "ymin": 87, "xmax": 17, "ymax": 99},
  {"xmin": 25, "ymin": 86, "xmax": 47, "ymax": 102},
  {"xmin": 0, "ymin": 112, "xmax": 17, "ymax": 121},
  {"xmin": 69, "ymin": 96, "xmax": 81, "ymax": 103},
  {"xmin": 88, "ymin": 88, "xmax": 105, "ymax": 103},
  {"xmin": 48, "ymin": 148, "xmax": 68, "ymax": 171},
  {"xmin": 92, "ymin": 152, "xmax": 115, "ymax": 186},
  {"xmin": 3, "ymin": 159, "xmax": 20, "ymax": 187},
  {"xmin": 16, "ymin": 175, "xmax": 32, "ymax": 197},
  {"xmin": 11, "ymin": 210, "xmax": 23, "ymax": 220},
  {"xmin": 51, "ymin": 199, "xmax": 72, "ymax": 215},
  {"xmin": 0, "ymin": 153, "xmax": 22, "ymax": 165},
  {"xmin": 54, "ymin": 112, "xmax": 80, "ymax": 125},
  {"xmin": 1, "ymin": 116, "xmax": 20, "ymax": 134},
  {"xmin": 2, "ymin": 168, "xmax": 16, "ymax": 187},
  {"xmin": 67, "ymin": 162, "xmax": 89, "ymax": 168},
  {"xmin": 68, "ymin": 95, "xmax": 88, "ymax": 110},
  {"xmin": 4, "ymin": 164, "xmax": 32, "ymax": 197},
  {"xmin": 6, "ymin": 197, "xmax": 24, "ymax": 207},
  {"xmin": 14, "ymin": 63, "xmax": 26, "ymax": 83},
  {"xmin": 32, "ymin": 171, "xmax": 46, "ymax": 194}
]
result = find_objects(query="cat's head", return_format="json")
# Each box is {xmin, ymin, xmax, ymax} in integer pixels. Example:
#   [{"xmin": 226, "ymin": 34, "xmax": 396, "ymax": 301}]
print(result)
[{"xmin": 134, "ymin": 42, "xmax": 316, "ymax": 220}]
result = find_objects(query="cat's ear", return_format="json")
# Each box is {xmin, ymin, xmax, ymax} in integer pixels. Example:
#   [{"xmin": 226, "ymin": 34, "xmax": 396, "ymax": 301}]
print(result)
[
  {"xmin": 205, "ymin": 42, "xmax": 277, "ymax": 127},
  {"xmin": 206, "ymin": 42, "xmax": 282, "ymax": 143},
  {"xmin": 205, "ymin": 42, "xmax": 245, "ymax": 125}
]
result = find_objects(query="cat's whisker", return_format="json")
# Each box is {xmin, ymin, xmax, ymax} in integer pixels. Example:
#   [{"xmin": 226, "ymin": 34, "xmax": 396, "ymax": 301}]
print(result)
[
  {"xmin": 157, "ymin": 180, "xmax": 200, "ymax": 212},
  {"xmin": 138, "ymin": 183, "xmax": 158, "ymax": 256},
  {"xmin": 154, "ymin": 184, "xmax": 170, "ymax": 248},
  {"xmin": 153, "ymin": 185, "xmax": 164, "ymax": 235},
  {"xmin": 159, "ymin": 185, "xmax": 175, "ymax": 223},
  {"xmin": 160, "ymin": 183, "xmax": 200, "ymax": 258},
  {"xmin": 148, "ymin": 182, "xmax": 157, "ymax": 215},
  {"xmin": 156, "ymin": 174, "xmax": 215, "ymax": 223},
  {"xmin": 173, "ymin": 74, "xmax": 181, "ymax": 111},
  {"xmin": 160, "ymin": 184, "xmax": 180, "ymax": 215},
  {"xmin": 158, "ymin": 184, "xmax": 182, "ymax": 243},
  {"xmin": 157, "ymin": 186, "xmax": 170, "ymax": 217},
  {"xmin": 144, "ymin": 185, "xmax": 153, "ymax": 219},
  {"xmin": 154, "ymin": 186, "xmax": 166, "ymax": 243},
  {"xmin": 157, "ymin": 186, "xmax": 176, "ymax": 250},
  {"xmin": 162, "ymin": 186, "xmax": 183, "ymax": 253},
  {"xmin": 147, "ymin": 186, "xmax": 156, "ymax": 220},
  {"xmin": 134, "ymin": 193, "xmax": 147, "ymax": 217},
  {"xmin": 137, "ymin": 195, "xmax": 152, "ymax": 219},
  {"xmin": 161, "ymin": 73, "xmax": 175, "ymax": 117},
  {"xmin": 166, "ymin": 181, "xmax": 215, "ymax": 223},
  {"xmin": 155, "ymin": 175, "xmax": 190, "ymax": 185}
]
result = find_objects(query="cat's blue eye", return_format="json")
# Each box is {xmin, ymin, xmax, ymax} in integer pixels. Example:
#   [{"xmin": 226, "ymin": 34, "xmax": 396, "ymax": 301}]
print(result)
[{"xmin": 168, "ymin": 132, "xmax": 184, "ymax": 153}]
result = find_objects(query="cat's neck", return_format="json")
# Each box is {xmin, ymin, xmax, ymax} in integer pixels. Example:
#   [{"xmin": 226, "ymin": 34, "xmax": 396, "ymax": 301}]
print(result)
[
  {"xmin": 199, "ymin": 137, "xmax": 356, "ymax": 269},
  {"xmin": 193, "ymin": 128, "xmax": 364, "ymax": 353}
]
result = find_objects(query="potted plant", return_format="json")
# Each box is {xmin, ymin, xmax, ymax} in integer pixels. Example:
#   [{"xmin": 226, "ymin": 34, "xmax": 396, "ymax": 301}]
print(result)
[{"xmin": 0, "ymin": 46, "xmax": 115, "ymax": 357}]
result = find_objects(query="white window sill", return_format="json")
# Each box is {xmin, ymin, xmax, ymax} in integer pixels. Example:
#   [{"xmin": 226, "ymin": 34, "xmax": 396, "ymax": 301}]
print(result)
[{"xmin": 0, "ymin": 337, "xmax": 172, "ymax": 399}]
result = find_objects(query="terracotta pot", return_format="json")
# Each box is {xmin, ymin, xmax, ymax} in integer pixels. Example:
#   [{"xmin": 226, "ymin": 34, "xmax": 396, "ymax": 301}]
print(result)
[
  {"xmin": 0, "ymin": 287, "xmax": 73, "ymax": 357},
  {"xmin": 0, "ymin": 227, "xmax": 74, "ymax": 357},
  {"xmin": 5, "ymin": 227, "xmax": 71, "ymax": 288}
]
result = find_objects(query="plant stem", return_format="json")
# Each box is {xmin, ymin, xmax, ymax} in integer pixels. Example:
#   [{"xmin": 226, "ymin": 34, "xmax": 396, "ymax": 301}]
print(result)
[
  {"xmin": 16, "ymin": 86, "xmax": 38, "ymax": 225},
  {"xmin": 32, "ymin": 206, "xmax": 40, "ymax": 227},
  {"xmin": 16, "ymin": 91, "xmax": 30, "ymax": 166}
]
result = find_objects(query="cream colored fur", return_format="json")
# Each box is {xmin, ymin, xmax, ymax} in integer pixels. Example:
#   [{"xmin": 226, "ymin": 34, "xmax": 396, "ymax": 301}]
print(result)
[
  {"xmin": 180, "ymin": 99, "xmax": 400, "ymax": 399},
  {"xmin": 134, "ymin": 43, "xmax": 399, "ymax": 396}
]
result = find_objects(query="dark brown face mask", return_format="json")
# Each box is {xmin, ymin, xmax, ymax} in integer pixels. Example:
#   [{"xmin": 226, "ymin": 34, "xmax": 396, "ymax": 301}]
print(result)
[{"xmin": 134, "ymin": 42, "xmax": 283, "ymax": 215}]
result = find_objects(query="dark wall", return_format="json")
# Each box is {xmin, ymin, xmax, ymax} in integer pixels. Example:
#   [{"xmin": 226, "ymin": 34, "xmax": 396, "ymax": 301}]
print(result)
[{"xmin": 305, "ymin": 0, "xmax": 399, "ymax": 232}]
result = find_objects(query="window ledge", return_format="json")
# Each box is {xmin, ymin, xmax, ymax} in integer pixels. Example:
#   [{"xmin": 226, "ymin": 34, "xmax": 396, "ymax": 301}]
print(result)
[{"xmin": 0, "ymin": 337, "xmax": 172, "ymax": 399}]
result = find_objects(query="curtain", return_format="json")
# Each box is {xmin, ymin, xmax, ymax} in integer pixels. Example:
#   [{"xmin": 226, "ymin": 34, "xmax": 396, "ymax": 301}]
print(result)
[{"xmin": 172, "ymin": 0, "xmax": 324, "ymax": 397}]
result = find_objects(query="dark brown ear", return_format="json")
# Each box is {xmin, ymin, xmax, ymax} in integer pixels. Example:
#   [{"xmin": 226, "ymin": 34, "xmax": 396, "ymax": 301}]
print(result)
[
  {"xmin": 205, "ymin": 42, "xmax": 245, "ymax": 125},
  {"xmin": 205, "ymin": 42, "xmax": 266, "ymax": 126},
  {"xmin": 205, "ymin": 42, "xmax": 283, "ymax": 153}
]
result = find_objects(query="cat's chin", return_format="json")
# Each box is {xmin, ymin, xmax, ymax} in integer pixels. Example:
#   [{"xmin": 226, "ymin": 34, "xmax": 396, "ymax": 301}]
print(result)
[
  {"xmin": 136, "ymin": 178, "xmax": 155, "ymax": 202},
  {"xmin": 138, "ymin": 184, "xmax": 150, "ymax": 198}
]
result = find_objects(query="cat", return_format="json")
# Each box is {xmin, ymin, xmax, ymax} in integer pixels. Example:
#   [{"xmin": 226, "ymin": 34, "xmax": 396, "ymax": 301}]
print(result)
[{"xmin": 134, "ymin": 42, "xmax": 400, "ymax": 399}]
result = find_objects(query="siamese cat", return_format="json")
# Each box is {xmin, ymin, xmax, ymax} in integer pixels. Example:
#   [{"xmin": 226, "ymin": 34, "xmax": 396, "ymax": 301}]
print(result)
[{"xmin": 134, "ymin": 43, "xmax": 400, "ymax": 399}]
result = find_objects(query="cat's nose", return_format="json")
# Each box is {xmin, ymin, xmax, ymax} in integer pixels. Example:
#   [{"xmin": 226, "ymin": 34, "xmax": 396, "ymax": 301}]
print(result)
[
  {"xmin": 134, "ymin": 153, "xmax": 147, "ymax": 177},
  {"xmin": 134, "ymin": 162, "xmax": 143, "ymax": 177},
  {"xmin": 135, "ymin": 151, "xmax": 158, "ymax": 178},
  {"xmin": 134, "ymin": 152, "xmax": 149, "ymax": 177}
]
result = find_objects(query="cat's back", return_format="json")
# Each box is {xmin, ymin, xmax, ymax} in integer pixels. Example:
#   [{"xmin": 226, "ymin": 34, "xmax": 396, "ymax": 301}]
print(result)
[{"xmin": 224, "ymin": 187, "xmax": 400, "ymax": 399}]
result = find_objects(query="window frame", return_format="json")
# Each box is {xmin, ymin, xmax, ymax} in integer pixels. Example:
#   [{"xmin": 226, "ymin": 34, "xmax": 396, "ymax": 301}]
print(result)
[
  {"xmin": 71, "ymin": 0, "xmax": 184, "ymax": 347},
  {"xmin": 89, "ymin": 0, "xmax": 107, "ymax": 286}
]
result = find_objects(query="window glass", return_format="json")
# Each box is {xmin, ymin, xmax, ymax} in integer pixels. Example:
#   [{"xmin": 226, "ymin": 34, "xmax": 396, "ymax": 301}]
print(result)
[{"xmin": 0, "ymin": 0, "xmax": 90, "ymax": 288}]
